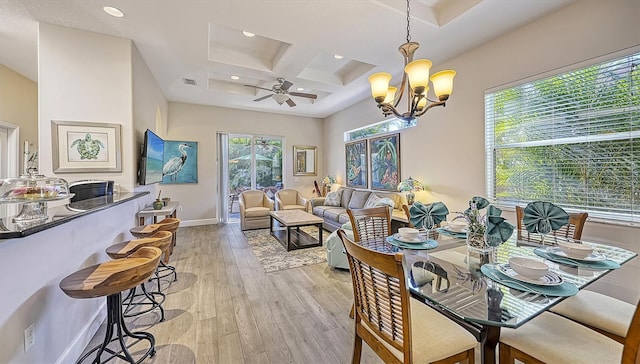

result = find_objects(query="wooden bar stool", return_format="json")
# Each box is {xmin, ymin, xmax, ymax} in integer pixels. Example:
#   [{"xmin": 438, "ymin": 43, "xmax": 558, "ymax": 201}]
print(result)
[
  {"xmin": 60, "ymin": 247, "xmax": 162, "ymax": 364},
  {"xmin": 106, "ymin": 231, "xmax": 173, "ymax": 321},
  {"xmin": 156, "ymin": 218, "xmax": 180, "ymax": 247},
  {"xmin": 129, "ymin": 222, "xmax": 178, "ymax": 285}
]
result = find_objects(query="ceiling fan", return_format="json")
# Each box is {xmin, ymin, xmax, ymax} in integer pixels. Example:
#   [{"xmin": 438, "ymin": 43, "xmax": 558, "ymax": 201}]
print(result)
[{"xmin": 244, "ymin": 78, "xmax": 318, "ymax": 107}]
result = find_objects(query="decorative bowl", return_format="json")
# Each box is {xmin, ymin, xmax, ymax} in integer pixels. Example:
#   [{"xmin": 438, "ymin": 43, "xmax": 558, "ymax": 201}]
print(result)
[
  {"xmin": 447, "ymin": 220, "xmax": 467, "ymax": 232},
  {"xmin": 557, "ymin": 241, "xmax": 594, "ymax": 259},
  {"xmin": 398, "ymin": 227, "xmax": 419, "ymax": 241},
  {"xmin": 508, "ymin": 257, "xmax": 549, "ymax": 279}
]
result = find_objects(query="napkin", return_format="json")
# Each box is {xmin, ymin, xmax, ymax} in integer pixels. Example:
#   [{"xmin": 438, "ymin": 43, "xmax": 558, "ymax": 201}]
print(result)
[
  {"xmin": 410, "ymin": 201, "xmax": 449, "ymax": 230},
  {"xmin": 523, "ymin": 201, "xmax": 569, "ymax": 234},
  {"xmin": 485, "ymin": 205, "xmax": 515, "ymax": 247}
]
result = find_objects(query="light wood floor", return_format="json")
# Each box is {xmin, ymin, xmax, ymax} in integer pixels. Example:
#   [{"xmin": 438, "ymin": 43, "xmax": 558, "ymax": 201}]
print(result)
[{"xmin": 81, "ymin": 223, "xmax": 385, "ymax": 363}]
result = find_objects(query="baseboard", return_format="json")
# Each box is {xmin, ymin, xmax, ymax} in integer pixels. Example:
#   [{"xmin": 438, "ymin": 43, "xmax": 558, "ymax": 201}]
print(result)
[
  {"xmin": 179, "ymin": 218, "xmax": 217, "ymax": 227},
  {"xmin": 55, "ymin": 302, "xmax": 107, "ymax": 364}
]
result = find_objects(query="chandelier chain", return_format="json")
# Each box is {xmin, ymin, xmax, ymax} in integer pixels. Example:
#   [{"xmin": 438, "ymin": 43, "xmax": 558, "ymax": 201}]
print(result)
[{"xmin": 406, "ymin": 0, "xmax": 411, "ymax": 42}]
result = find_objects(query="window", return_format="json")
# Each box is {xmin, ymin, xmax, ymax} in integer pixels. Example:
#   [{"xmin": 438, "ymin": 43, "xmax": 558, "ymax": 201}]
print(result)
[
  {"xmin": 345, "ymin": 117, "xmax": 416, "ymax": 141},
  {"xmin": 485, "ymin": 51, "xmax": 640, "ymax": 223}
]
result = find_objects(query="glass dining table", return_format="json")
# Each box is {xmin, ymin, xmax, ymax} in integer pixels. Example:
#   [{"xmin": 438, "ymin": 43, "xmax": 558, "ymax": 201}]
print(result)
[{"xmin": 382, "ymin": 229, "xmax": 637, "ymax": 364}]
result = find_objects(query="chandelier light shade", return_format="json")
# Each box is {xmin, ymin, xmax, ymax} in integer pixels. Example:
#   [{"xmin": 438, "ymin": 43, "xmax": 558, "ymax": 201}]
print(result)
[
  {"xmin": 368, "ymin": 0, "xmax": 456, "ymax": 121},
  {"xmin": 397, "ymin": 176, "xmax": 424, "ymax": 205}
]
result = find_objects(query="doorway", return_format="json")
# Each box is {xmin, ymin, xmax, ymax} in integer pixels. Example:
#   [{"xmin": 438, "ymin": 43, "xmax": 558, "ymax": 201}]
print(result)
[{"xmin": 220, "ymin": 134, "xmax": 284, "ymax": 223}]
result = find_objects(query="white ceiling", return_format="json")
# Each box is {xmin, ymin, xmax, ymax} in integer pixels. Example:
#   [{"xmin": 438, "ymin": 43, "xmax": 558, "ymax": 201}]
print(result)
[{"xmin": 1, "ymin": 0, "xmax": 574, "ymax": 119}]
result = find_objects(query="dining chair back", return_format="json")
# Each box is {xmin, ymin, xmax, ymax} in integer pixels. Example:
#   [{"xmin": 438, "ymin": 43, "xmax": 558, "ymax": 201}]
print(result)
[
  {"xmin": 337, "ymin": 229, "xmax": 476, "ymax": 364},
  {"xmin": 347, "ymin": 206, "xmax": 391, "ymax": 250},
  {"xmin": 499, "ymin": 297, "xmax": 640, "ymax": 363},
  {"xmin": 515, "ymin": 205, "xmax": 588, "ymax": 243}
]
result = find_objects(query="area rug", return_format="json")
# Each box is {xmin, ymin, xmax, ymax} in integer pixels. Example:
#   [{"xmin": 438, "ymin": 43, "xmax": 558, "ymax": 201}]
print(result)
[{"xmin": 242, "ymin": 227, "xmax": 328, "ymax": 273}]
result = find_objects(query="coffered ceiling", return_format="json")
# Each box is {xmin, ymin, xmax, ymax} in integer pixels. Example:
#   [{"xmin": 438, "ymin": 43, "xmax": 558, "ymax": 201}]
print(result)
[{"xmin": 1, "ymin": 0, "xmax": 573, "ymax": 118}]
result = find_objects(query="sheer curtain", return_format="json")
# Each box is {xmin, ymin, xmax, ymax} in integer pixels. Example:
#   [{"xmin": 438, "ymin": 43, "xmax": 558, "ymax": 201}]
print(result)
[{"xmin": 216, "ymin": 132, "xmax": 229, "ymax": 223}]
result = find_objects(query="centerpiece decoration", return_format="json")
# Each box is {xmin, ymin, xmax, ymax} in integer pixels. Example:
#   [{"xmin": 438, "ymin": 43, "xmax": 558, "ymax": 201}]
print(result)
[
  {"xmin": 462, "ymin": 196, "xmax": 514, "ymax": 252},
  {"xmin": 409, "ymin": 201, "xmax": 448, "ymax": 242}
]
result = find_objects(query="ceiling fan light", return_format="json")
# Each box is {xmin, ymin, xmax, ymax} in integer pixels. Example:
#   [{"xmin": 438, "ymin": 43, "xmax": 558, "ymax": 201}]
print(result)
[
  {"xmin": 368, "ymin": 72, "xmax": 392, "ymax": 103},
  {"xmin": 430, "ymin": 70, "xmax": 456, "ymax": 100},
  {"xmin": 405, "ymin": 59, "xmax": 432, "ymax": 95},
  {"xmin": 273, "ymin": 94, "xmax": 289, "ymax": 105}
]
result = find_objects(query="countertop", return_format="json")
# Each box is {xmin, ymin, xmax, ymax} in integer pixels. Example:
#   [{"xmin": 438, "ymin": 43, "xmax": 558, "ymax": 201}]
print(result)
[{"xmin": 0, "ymin": 191, "xmax": 149, "ymax": 239}]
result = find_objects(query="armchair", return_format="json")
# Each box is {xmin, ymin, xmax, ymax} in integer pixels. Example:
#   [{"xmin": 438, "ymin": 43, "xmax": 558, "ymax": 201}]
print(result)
[
  {"xmin": 239, "ymin": 190, "xmax": 274, "ymax": 230},
  {"xmin": 274, "ymin": 189, "xmax": 308, "ymax": 211}
]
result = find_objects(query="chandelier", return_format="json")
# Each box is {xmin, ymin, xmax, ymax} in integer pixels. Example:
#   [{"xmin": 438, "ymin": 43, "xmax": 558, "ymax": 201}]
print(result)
[{"xmin": 368, "ymin": 0, "xmax": 456, "ymax": 122}]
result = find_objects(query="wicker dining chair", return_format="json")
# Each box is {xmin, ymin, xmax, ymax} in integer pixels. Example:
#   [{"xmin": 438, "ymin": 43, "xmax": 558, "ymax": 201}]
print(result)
[
  {"xmin": 347, "ymin": 206, "xmax": 392, "ymax": 251},
  {"xmin": 336, "ymin": 229, "xmax": 477, "ymax": 364},
  {"xmin": 515, "ymin": 205, "xmax": 588, "ymax": 243},
  {"xmin": 498, "ymin": 297, "xmax": 640, "ymax": 364}
]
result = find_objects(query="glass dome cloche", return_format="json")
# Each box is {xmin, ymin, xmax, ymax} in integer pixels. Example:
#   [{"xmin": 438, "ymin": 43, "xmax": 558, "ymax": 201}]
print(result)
[
  {"xmin": 0, "ymin": 172, "xmax": 71, "ymax": 202},
  {"xmin": 0, "ymin": 172, "xmax": 72, "ymax": 226}
]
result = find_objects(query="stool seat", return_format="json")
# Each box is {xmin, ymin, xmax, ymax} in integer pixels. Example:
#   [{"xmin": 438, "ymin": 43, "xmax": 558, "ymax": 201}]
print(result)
[
  {"xmin": 60, "ymin": 247, "xmax": 162, "ymax": 299},
  {"xmin": 106, "ymin": 231, "xmax": 172, "ymax": 262},
  {"xmin": 129, "ymin": 224, "xmax": 161, "ymax": 238}
]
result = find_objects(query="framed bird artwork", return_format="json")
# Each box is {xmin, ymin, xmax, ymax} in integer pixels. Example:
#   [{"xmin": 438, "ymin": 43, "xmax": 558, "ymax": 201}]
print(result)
[{"xmin": 161, "ymin": 140, "xmax": 198, "ymax": 184}]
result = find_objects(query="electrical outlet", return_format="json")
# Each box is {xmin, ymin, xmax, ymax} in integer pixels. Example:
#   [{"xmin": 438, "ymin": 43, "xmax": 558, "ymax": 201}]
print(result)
[
  {"xmin": 24, "ymin": 323, "xmax": 35, "ymax": 352},
  {"xmin": 178, "ymin": 205, "xmax": 183, "ymax": 211}
]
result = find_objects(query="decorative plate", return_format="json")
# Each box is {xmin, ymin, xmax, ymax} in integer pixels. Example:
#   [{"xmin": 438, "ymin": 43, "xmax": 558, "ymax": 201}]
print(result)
[
  {"xmin": 392, "ymin": 233, "xmax": 427, "ymax": 244},
  {"xmin": 545, "ymin": 247, "xmax": 607, "ymax": 262}
]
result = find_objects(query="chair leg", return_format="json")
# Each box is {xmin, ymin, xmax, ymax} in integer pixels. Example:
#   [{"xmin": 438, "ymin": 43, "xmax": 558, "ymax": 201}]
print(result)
[
  {"xmin": 499, "ymin": 342, "xmax": 513, "ymax": 364},
  {"xmin": 352, "ymin": 332, "xmax": 363, "ymax": 364}
]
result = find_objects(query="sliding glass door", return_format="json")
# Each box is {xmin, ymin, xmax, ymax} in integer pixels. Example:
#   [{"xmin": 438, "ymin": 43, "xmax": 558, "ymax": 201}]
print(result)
[{"xmin": 227, "ymin": 134, "xmax": 283, "ymax": 218}]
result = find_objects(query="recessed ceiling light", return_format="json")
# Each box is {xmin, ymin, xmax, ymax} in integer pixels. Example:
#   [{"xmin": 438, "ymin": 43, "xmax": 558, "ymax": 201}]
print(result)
[
  {"xmin": 242, "ymin": 31, "xmax": 255, "ymax": 37},
  {"xmin": 334, "ymin": 54, "xmax": 344, "ymax": 59},
  {"xmin": 103, "ymin": 6, "xmax": 124, "ymax": 18},
  {"xmin": 296, "ymin": 87, "xmax": 304, "ymax": 91},
  {"xmin": 230, "ymin": 75, "xmax": 240, "ymax": 80}
]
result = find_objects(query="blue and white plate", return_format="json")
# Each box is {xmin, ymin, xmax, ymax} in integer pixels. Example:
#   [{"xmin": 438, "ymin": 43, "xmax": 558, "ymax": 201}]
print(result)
[
  {"xmin": 545, "ymin": 247, "xmax": 607, "ymax": 262},
  {"xmin": 392, "ymin": 233, "xmax": 427, "ymax": 244},
  {"xmin": 497, "ymin": 264, "xmax": 563, "ymax": 286}
]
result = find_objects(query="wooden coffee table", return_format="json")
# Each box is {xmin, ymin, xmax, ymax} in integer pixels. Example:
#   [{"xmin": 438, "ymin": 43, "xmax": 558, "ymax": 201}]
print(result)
[{"xmin": 269, "ymin": 210, "xmax": 324, "ymax": 251}]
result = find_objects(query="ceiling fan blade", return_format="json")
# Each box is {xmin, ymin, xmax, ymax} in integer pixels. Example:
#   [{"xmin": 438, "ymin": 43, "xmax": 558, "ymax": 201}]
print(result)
[
  {"xmin": 289, "ymin": 91, "xmax": 318, "ymax": 100},
  {"xmin": 281, "ymin": 80, "xmax": 293, "ymax": 91},
  {"xmin": 286, "ymin": 98, "xmax": 296, "ymax": 107},
  {"xmin": 254, "ymin": 94, "xmax": 273, "ymax": 102},
  {"xmin": 244, "ymin": 84, "xmax": 274, "ymax": 92}
]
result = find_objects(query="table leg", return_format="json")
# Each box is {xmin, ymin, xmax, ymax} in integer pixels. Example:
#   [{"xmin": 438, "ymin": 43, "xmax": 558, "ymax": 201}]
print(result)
[
  {"xmin": 139, "ymin": 216, "xmax": 144, "ymax": 226},
  {"xmin": 286, "ymin": 226, "xmax": 292, "ymax": 251},
  {"xmin": 318, "ymin": 224, "xmax": 323, "ymax": 245},
  {"xmin": 480, "ymin": 325, "xmax": 500, "ymax": 364}
]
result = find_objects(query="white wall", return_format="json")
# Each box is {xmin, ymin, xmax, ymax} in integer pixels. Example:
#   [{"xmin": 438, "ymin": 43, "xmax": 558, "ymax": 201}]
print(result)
[
  {"xmin": 325, "ymin": 0, "xmax": 640, "ymax": 303},
  {"xmin": 37, "ymin": 23, "xmax": 135, "ymax": 190},
  {"xmin": 163, "ymin": 102, "xmax": 324, "ymax": 223},
  {"xmin": 132, "ymin": 43, "xmax": 169, "ymax": 195},
  {"xmin": 0, "ymin": 64, "xmax": 38, "ymax": 171}
]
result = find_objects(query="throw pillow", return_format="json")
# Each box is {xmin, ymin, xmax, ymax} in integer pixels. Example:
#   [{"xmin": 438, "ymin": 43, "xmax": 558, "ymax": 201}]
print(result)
[
  {"xmin": 374, "ymin": 197, "xmax": 396, "ymax": 215},
  {"xmin": 348, "ymin": 190, "xmax": 372, "ymax": 209},
  {"xmin": 324, "ymin": 190, "xmax": 343, "ymax": 207},
  {"xmin": 363, "ymin": 193, "xmax": 381, "ymax": 209},
  {"xmin": 341, "ymin": 222, "xmax": 353, "ymax": 230}
]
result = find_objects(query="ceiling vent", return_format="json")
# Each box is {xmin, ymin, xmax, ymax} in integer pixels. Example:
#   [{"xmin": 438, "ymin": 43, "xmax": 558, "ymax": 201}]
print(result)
[{"xmin": 183, "ymin": 78, "xmax": 197, "ymax": 86}]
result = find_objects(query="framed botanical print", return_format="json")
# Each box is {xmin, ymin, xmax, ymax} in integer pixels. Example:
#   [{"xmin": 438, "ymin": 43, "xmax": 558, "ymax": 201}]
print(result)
[
  {"xmin": 369, "ymin": 133, "xmax": 400, "ymax": 191},
  {"xmin": 345, "ymin": 140, "xmax": 368, "ymax": 188}
]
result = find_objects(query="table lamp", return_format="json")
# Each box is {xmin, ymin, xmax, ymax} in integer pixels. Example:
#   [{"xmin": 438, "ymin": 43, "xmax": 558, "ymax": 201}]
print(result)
[
  {"xmin": 322, "ymin": 175, "xmax": 336, "ymax": 192},
  {"xmin": 397, "ymin": 176, "xmax": 424, "ymax": 205}
]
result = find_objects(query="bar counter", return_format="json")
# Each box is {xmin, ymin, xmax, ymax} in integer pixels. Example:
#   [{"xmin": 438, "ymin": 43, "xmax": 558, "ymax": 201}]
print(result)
[{"xmin": 0, "ymin": 191, "xmax": 149, "ymax": 239}]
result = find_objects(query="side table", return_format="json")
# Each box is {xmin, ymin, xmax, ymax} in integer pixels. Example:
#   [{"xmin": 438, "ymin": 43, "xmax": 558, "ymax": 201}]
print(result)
[{"xmin": 137, "ymin": 201, "xmax": 179, "ymax": 226}]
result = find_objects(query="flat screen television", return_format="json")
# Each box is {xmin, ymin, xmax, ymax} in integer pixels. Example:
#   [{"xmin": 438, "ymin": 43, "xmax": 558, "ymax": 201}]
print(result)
[{"xmin": 139, "ymin": 129, "xmax": 165, "ymax": 185}]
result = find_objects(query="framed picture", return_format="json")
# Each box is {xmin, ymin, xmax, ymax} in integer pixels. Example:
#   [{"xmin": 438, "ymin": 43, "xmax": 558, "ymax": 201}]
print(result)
[
  {"xmin": 51, "ymin": 120, "xmax": 122, "ymax": 173},
  {"xmin": 293, "ymin": 145, "xmax": 317, "ymax": 176},
  {"xmin": 369, "ymin": 133, "xmax": 400, "ymax": 191},
  {"xmin": 161, "ymin": 140, "xmax": 198, "ymax": 184},
  {"xmin": 345, "ymin": 140, "xmax": 368, "ymax": 188}
]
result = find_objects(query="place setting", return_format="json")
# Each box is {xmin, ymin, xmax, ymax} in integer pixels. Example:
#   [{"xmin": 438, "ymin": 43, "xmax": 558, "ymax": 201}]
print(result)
[
  {"xmin": 437, "ymin": 219, "xmax": 468, "ymax": 239},
  {"xmin": 533, "ymin": 240, "xmax": 621, "ymax": 270},
  {"xmin": 481, "ymin": 256, "xmax": 578, "ymax": 297},
  {"xmin": 386, "ymin": 227, "xmax": 438, "ymax": 250}
]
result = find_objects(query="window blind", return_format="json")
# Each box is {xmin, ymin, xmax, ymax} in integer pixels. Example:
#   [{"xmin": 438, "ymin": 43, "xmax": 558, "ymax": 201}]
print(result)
[{"xmin": 485, "ymin": 52, "xmax": 640, "ymax": 223}]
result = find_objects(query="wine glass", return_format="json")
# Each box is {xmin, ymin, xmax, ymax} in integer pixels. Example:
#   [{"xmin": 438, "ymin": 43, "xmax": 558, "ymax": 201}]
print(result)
[
  {"xmin": 537, "ymin": 218, "xmax": 552, "ymax": 248},
  {"xmin": 422, "ymin": 214, "xmax": 435, "ymax": 242}
]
